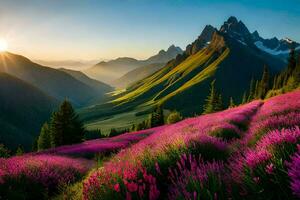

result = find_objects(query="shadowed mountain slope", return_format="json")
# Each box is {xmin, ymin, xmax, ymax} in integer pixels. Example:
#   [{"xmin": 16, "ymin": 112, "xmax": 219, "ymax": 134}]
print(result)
[
  {"xmin": 0, "ymin": 52, "xmax": 111, "ymax": 106},
  {"xmin": 0, "ymin": 73, "xmax": 58, "ymax": 150}
]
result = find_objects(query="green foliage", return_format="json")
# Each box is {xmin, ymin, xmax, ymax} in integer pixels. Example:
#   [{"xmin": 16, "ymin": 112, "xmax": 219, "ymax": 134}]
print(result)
[
  {"xmin": 135, "ymin": 120, "xmax": 149, "ymax": 131},
  {"xmin": 15, "ymin": 146, "xmax": 24, "ymax": 156},
  {"xmin": 210, "ymin": 128, "xmax": 241, "ymax": 140},
  {"xmin": 270, "ymin": 48, "xmax": 300, "ymax": 94},
  {"xmin": 49, "ymin": 100, "xmax": 85, "ymax": 147},
  {"xmin": 229, "ymin": 97, "xmax": 236, "ymax": 108},
  {"xmin": 149, "ymin": 106, "xmax": 164, "ymax": 127},
  {"xmin": 37, "ymin": 123, "xmax": 52, "ymax": 151},
  {"xmin": 257, "ymin": 65, "xmax": 270, "ymax": 99},
  {"xmin": 247, "ymin": 78, "xmax": 255, "ymax": 102},
  {"xmin": 203, "ymin": 80, "xmax": 224, "ymax": 114},
  {"xmin": 241, "ymin": 92, "xmax": 247, "ymax": 104},
  {"xmin": 167, "ymin": 111, "xmax": 183, "ymax": 124},
  {"xmin": 0, "ymin": 144, "xmax": 11, "ymax": 158}
]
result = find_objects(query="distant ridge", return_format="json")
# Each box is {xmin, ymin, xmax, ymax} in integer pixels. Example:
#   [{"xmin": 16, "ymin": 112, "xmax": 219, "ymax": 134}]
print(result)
[
  {"xmin": 84, "ymin": 45, "xmax": 183, "ymax": 84},
  {"xmin": 0, "ymin": 52, "xmax": 112, "ymax": 106}
]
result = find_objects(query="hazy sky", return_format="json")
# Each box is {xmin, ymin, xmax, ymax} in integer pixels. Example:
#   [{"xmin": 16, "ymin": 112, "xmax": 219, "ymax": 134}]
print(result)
[{"xmin": 0, "ymin": 0, "xmax": 299, "ymax": 61}]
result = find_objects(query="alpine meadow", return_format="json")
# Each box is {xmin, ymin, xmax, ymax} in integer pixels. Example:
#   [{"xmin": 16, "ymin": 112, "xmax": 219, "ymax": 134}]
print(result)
[{"xmin": 1, "ymin": 1, "xmax": 300, "ymax": 199}]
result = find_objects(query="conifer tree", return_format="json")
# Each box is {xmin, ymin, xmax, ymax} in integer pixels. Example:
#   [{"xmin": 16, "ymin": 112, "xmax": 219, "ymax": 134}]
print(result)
[
  {"xmin": 286, "ymin": 48, "xmax": 297, "ymax": 77},
  {"xmin": 49, "ymin": 100, "xmax": 85, "ymax": 147},
  {"xmin": 258, "ymin": 65, "xmax": 270, "ymax": 99},
  {"xmin": 16, "ymin": 146, "xmax": 24, "ymax": 156},
  {"xmin": 37, "ymin": 122, "xmax": 52, "ymax": 151},
  {"xmin": 294, "ymin": 54, "xmax": 300, "ymax": 85},
  {"xmin": 203, "ymin": 80, "xmax": 223, "ymax": 114},
  {"xmin": 203, "ymin": 80, "xmax": 217, "ymax": 114},
  {"xmin": 247, "ymin": 78, "xmax": 254, "ymax": 102},
  {"xmin": 242, "ymin": 92, "xmax": 247, "ymax": 104},
  {"xmin": 0, "ymin": 144, "xmax": 10, "ymax": 158},
  {"xmin": 253, "ymin": 80, "xmax": 259, "ymax": 99},
  {"xmin": 229, "ymin": 97, "xmax": 235, "ymax": 108},
  {"xmin": 149, "ymin": 106, "xmax": 164, "ymax": 127},
  {"xmin": 215, "ymin": 94, "xmax": 223, "ymax": 111}
]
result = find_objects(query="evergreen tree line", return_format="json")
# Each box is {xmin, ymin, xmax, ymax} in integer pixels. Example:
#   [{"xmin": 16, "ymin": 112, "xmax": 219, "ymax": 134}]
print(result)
[
  {"xmin": 272, "ymin": 48, "xmax": 300, "ymax": 92},
  {"xmin": 202, "ymin": 80, "xmax": 224, "ymax": 114},
  {"xmin": 242, "ymin": 48, "xmax": 300, "ymax": 104},
  {"xmin": 37, "ymin": 100, "xmax": 85, "ymax": 151}
]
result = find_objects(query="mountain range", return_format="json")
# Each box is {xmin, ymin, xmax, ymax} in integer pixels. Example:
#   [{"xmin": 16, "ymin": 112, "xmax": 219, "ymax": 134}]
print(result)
[
  {"xmin": 80, "ymin": 16, "xmax": 289, "ymax": 128},
  {"xmin": 252, "ymin": 31, "xmax": 300, "ymax": 59},
  {"xmin": 0, "ymin": 52, "xmax": 112, "ymax": 106},
  {"xmin": 84, "ymin": 45, "xmax": 183, "ymax": 84}
]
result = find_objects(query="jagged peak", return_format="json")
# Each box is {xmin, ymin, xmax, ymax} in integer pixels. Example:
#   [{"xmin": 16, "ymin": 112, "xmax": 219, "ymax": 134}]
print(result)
[
  {"xmin": 220, "ymin": 16, "xmax": 250, "ymax": 36},
  {"xmin": 227, "ymin": 16, "xmax": 238, "ymax": 24}
]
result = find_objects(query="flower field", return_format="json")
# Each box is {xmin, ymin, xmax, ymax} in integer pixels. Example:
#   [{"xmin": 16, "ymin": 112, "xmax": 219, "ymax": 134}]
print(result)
[
  {"xmin": 0, "ymin": 128, "xmax": 162, "ymax": 199},
  {"xmin": 1, "ymin": 90, "xmax": 300, "ymax": 199},
  {"xmin": 83, "ymin": 90, "xmax": 300, "ymax": 200}
]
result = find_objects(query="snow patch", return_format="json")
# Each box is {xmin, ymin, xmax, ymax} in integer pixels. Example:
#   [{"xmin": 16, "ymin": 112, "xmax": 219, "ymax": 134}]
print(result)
[
  {"xmin": 254, "ymin": 41, "xmax": 300, "ymax": 55},
  {"xmin": 237, "ymin": 39, "xmax": 247, "ymax": 46}
]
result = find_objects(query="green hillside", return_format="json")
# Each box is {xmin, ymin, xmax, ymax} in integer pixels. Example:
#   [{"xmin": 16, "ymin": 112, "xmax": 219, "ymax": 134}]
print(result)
[{"xmin": 0, "ymin": 73, "xmax": 58, "ymax": 150}]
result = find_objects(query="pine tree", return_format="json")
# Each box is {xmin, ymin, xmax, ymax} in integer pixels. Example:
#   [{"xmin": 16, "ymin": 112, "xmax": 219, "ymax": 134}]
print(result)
[
  {"xmin": 247, "ymin": 78, "xmax": 254, "ymax": 102},
  {"xmin": 253, "ymin": 80, "xmax": 259, "ymax": 99},
  {"xmin": 215, "ymin": 94, "xmax": 223, "ymax": 111},
  {"xmin": 15, "ymin": 146, "xmax": 24, "ymax": 156},
  {"xmin": 0, "ymin": 144, "xmax": 10, "ymax": 158},
  {"xmin": 294, "ymin": 54, "xmax": 300, "ymax": 85},
  {"xmin": 242, "ymin": 92, "xmax": 247, "ymax": 104},
  {"xmin": 37, "ymin": 122, "xmax": 52, "ymax": 151},
  {"xmin": 229, "ymin": 97, "xmax": 235, "ymax": 108},
  {"xmin": 272, "ymin": 75, "xmax": 278, "ymax": 90},
  {"xmin": 286, "ymin": 48, "xmax": 297, "ymax": 77},
  {"xmin": 203, "ymin": 80, "xmax": 217, "ymax": 114},
  {"xmin": 149, "ymin": 106, "xmax": 164, "ymax": 127},
  {"xmin": 258, "ymin": 65, "xmax": 270, "ymax": 99},
  {"xmin": 49, "ymin": 100, "xmax": 85, "ymax": 147}
]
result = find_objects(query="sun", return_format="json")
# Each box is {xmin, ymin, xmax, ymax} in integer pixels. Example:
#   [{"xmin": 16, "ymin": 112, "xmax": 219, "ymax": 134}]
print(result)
[{"xmin": 0, "ymin": 39, "xmax": 8, "ymax": 52}]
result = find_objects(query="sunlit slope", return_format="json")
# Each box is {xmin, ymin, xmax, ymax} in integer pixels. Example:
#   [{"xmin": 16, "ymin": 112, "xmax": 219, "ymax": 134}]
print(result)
[
  {"xmin": 111, "ymin": 33, "xmax": 228, "ymax": 111},
  {"xmin": 109, "ymin": 31, "xmax": 283, "ymax": 116}
]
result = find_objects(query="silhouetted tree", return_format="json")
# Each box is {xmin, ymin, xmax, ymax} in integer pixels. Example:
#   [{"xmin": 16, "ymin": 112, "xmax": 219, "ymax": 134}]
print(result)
[
  {"xmin": 241, "ymin": 92, "xmax": 247, "ymax": 104},
  {"xmin": 257, "ymin": 65, "xmax": 270, "ymax": 99},
  {"xmin": 203, "ymin": 80, "xmax": 224, "ymax": 114},
  {"xmin": 15, "ymin": 146, "xmax": 24, "ymax": 156},
  {"xmin": 149, "ymin": 106, "xmax": 164, "ymax": 127},
  {"xmin": 37, "ymin": 122, "xmax": 52, "ymax": 151},
  {"xmin": 50, "ymin": 100, "xmax": 85, "ymax": 147},
  {"xmin": 229, "ymin": 97, "xmax": 235, "ymax": 108},
  {"xmin": 0, "ymin": 144, "xmax": 10, "ymax": 158}
]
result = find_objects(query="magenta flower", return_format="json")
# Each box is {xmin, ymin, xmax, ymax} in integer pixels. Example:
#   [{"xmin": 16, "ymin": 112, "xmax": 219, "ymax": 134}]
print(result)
[
  {"xmin": 114, "ymin": 183, "xmax": 120, "ymax": 192},
  {"xmin": 265, "ymin": 163, "xmax": 275, "ymax": 174},
  {"xmin": 287, "ymin": 145, "xmax": 300, "ymax": 198}
]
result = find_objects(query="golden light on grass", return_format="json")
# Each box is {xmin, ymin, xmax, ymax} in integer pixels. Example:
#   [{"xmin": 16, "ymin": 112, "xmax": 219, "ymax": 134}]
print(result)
[{"xmin": 0, "ymin": 39, "xmax": 8, "ymax": 52}]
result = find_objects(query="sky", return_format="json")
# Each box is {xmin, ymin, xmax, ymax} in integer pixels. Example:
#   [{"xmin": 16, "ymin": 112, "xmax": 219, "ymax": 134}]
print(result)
[{"xmin": 0, "ymin": 0, "xmax": 299, "ymax": 61}]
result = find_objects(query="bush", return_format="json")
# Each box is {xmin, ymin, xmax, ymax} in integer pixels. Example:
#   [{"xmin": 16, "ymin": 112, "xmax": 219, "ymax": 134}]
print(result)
[
  {"xmin": 0, "ymin": 144, "xmax": 10, "ymax": 158},
  {"xmin": 167, "ymin": 111, "xmax": 183, "ymax": 124}
]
